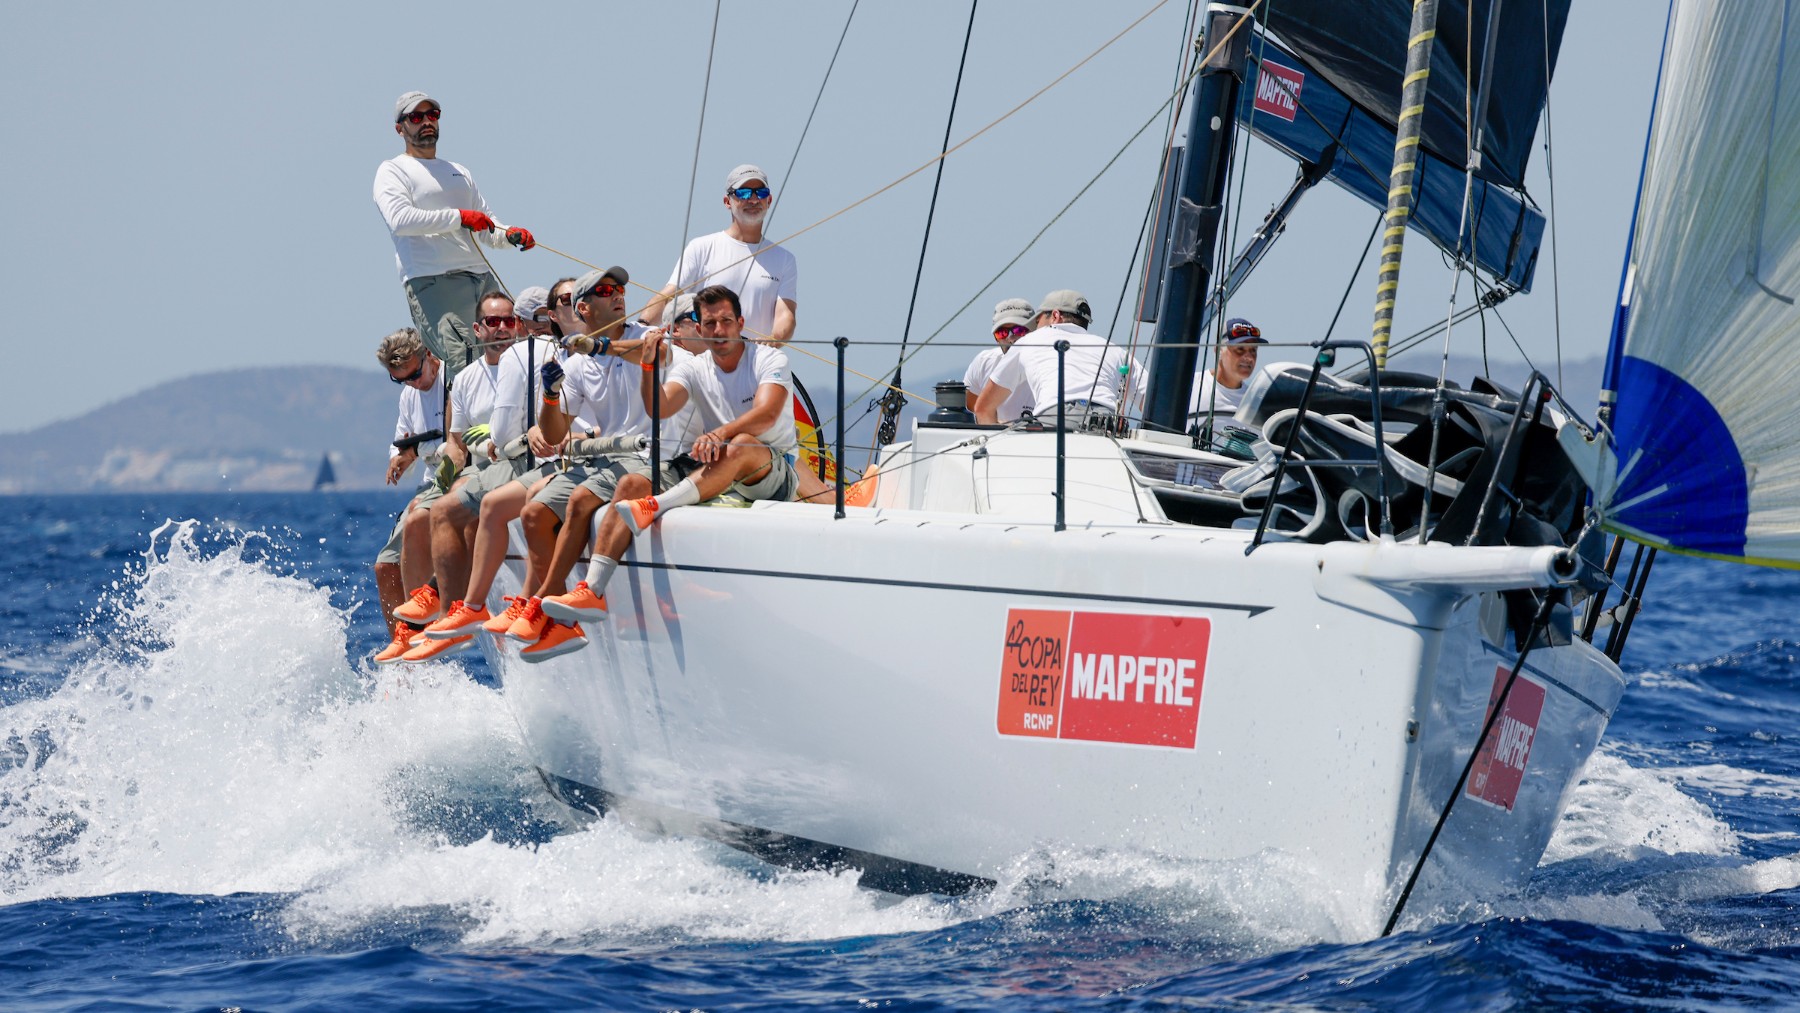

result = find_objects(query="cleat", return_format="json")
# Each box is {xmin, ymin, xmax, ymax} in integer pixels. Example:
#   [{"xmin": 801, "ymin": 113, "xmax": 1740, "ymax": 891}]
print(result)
[
  {"xmin": 424, "ymin": 600, "xmax": 491, "ymax": 640},
  {"xmin": 373, "ymin": 621, "xmax": 413, "ymax": 665},
  {"xmin": 541, "ymin": 582, "xmax": 608, "ymax": 623},
  {"xmin": 506, "ymin": 597, "xmax": 549, "ymax": 644},
  {"xmin": 520, "ymin": 621, "xmax": 587, "ymax": 663},
  {"xmin": 484, "ymin": 596, "xmax": 527, "ymax": 634},
  {"xmin": 401, "ymin": 633, "xmax": 475, "ymax": 664},
  {"xmin": 615, "ymin": 496, "xmax": 659, "ymax": 535},
  {"xmin": 394, "ymin": 584, "xmax": 443, "ymax": 625}
]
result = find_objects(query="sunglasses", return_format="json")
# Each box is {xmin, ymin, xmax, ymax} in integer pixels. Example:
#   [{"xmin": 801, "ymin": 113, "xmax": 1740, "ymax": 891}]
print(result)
[
  {"xmin": 993, "ymin": 324, "xmax": 1029, "ymax": 340},
  {"xmin": 582, "ymin": 283, "xmax": 626, "ymax": 298},
  {"xmin": 402, "ymin": 109, "xmax": 441, "ymax": 125},
  {"xmin": 388, "ymin": 359, "xmax": 426, "ymax": 384},
  {"xmin": 479, "ymin": 315, "xmax": 517, "ymax": 329},
  {"xmin": 1228, "ymin": 321, "xmax": 1261, "ymax": 339},
  {"xmin": 553, "ymin": 292, "xmax": 574, "ymax": 306},
  {"xmin": 728, "ymin": 186, "xmax": 771, "ymax": 200}
]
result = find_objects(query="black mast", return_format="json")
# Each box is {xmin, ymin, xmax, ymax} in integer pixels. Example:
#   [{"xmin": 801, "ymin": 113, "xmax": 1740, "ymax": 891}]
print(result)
[{"xmin": 1143, "ymin": 3, "xmax": 1252, "ymax": 434}]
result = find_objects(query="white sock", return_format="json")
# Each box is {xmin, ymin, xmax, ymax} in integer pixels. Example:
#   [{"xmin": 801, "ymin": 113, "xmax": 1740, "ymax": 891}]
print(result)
[
  {"xmin": 657, "ymin": 478, "xmax": 702, "ymax": 511},
  {"xmin": 585, "ymin": 555, "xmax": 618, "ymax": 591}
]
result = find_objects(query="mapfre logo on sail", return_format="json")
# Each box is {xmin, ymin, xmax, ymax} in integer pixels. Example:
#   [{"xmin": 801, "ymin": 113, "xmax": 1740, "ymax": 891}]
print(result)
[
  {"xmin": 996, "ymin": 608, "xmax": 1210, "ymax": 749},
  {"xmin": 1253, "ymin": 59, "xmax": 1304, "ymax": 122}
]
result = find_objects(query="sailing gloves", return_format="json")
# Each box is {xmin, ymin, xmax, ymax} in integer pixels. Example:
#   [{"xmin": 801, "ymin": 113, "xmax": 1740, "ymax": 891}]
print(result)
[
  {"xmin": 540, "ymin": 360, "xmax": 565, "ymax": 399},
  {"xmin": 505, "ymin": 227, "xmax": 535, "ymax": 251},
  {"xmin": 459, "ymin": 210, "xmax": 495, "ymax": 232}
]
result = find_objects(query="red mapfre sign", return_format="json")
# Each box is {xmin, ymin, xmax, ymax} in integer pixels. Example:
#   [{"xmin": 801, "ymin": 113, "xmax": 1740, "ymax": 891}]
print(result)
[
  {"xmin": 1253, "ymin": 59, "xmax": 1304, "ymax": 122},
  {"xmin": 996, "ymin": 608, "xmax": 1210, "ymax": 749},
  {"xmin": 1465, "ymin": 665, "xmax": 1547, "ymax": 812}
]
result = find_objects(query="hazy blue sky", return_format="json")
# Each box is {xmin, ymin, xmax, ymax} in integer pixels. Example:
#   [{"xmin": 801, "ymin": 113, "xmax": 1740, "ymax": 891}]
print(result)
[{"xmin": 1, "ymin": 1, "xmax": 1663, "ymax": 435}]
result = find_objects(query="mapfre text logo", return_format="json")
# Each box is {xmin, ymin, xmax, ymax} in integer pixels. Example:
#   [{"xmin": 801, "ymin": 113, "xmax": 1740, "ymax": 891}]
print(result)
[
  {"xmin": 996, "ymin": 608, "xmax": 1210, "ymax": 749},
  {"xmin": 1465, "ymin": 665, "xmax": 1546, "ymax": 812},
  {"xmin": 1253, "ymin": 59, "xmax": 1304, "ymax": 122}
]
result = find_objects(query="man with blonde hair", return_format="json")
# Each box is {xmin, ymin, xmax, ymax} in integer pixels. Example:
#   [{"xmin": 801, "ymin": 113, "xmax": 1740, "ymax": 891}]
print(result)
[{"xmin": 370, "ymin": 326, "xmax": 447, "ymax": 664}]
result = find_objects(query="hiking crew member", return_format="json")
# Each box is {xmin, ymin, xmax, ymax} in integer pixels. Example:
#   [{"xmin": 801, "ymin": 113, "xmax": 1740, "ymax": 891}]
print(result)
[
  {"xmin": 371, "ymin": 327, "xmax": 446, "ymax": 665},
  {"xmin": 374, "ymin": 91, "xmax": 535, "ymax": 387}
]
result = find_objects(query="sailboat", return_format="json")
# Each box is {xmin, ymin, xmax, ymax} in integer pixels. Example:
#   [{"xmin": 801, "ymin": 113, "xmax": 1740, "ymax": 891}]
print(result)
[
  {"xmin": 463, "ymin": 0, "xmax": 1754, "ymax": 935},
  {"xmin": 312, "ymin": 453, "xmax": 337, "ymax": 492}
]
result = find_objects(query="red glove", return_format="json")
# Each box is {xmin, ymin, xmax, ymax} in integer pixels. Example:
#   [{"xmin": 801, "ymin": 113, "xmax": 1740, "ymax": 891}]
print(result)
[
  {"xmin": 505, "ymin": 227, "xmax": 535, "ymax": 251},
  {"xmin": 459, "ymin": 209, "xmax": 495, "ymax": 232}
]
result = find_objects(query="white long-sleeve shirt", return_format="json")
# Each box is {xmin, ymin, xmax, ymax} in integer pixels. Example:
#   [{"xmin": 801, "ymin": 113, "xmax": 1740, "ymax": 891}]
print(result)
[{"xmin": 373, "ymin": 155, "xmax": 511, "ymax": 282}]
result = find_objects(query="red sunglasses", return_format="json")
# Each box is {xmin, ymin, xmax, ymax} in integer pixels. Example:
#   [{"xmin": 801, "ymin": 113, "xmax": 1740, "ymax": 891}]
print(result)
[
  {"xmin": 1228, "ymin": 321, "xmax": 1261, "ymax": 339},
  {"xmin": 993, "ymin": 324, "xmax": 1029, "ymax": 340},
  {"xmin": 402, "ymin": 109, "xmax": 441, "ymax": 125}
]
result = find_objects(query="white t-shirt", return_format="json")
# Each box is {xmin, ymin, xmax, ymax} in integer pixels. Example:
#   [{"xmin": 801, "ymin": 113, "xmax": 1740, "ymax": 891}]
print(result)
[
  {"xmin": 373, "ymin": 155, "xmax": 511, "ymax": 282},
  {"xmin": 964, "ymin": 346, "xmax": 1034, "ymax": 422},
  {"xmin": 450, "ymin": 356, "xmax": 505, "ymax": 437},
  {"xmin": 986, "ymin": 323, "xmax": 1147, "ymax": 415},
  {"xmin": 1187, "ymin": 371, "xmax": 1248, "ymax": 419},
  {"xmin": 667, "ymin": 232, "xmax": 798, "ymax": 341},
  {"xmin": 490, "ymin": 339, "xmax": 596, "ymax": 458},
  {"xmin": 561, "ymin": 322, "xmax": 656, "ymax": 439},
  {"xmin": 391, "ymin": 369, "xmax": 446, "ymax": 462},
  {"xmin": 666, "ymin": 342, "xmax": 797, "ymax": 455}
]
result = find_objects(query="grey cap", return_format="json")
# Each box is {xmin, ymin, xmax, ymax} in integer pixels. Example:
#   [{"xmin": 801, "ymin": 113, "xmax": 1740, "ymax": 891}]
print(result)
[
  {"xmin": 726, "ymin": 164, "xmax": 770, "ymax": 190},
  {"xmin": 662, "ymin": 292, "xmax": 699, "ymax": 327},
  {"xmin": 395, "ymin": 91, "xmax": 435, "ymax": 120},
  {"xmin": 573, "ymin": 266, "xmax": 630, "ymax": 302},
  {"xmin": 992, "ymin": 298, "xmax": 1035, "ymax": 330},
  {"xmin": 1037, "ymin": 289, "xmax": 1092, "ymax": 323},
  {"xmin": 513, "ymin": 286, "xmax": 551, "ymax": 322}
]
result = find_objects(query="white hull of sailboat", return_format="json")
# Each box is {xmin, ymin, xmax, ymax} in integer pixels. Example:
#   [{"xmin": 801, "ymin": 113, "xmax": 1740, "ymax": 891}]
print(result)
[{"xmin": 480, "ymin": 457, "xmax": 1624, "ymax": 929}]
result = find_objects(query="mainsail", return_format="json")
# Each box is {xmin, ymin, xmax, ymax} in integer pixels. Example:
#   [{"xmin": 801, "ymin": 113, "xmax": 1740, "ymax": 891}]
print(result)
[{"xmin": 1600, "ymin": 0, "xmax": 1800, "ymax": 567}]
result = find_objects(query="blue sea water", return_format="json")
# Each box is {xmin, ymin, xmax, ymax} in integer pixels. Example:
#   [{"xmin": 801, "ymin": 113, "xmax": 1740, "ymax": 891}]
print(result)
[{"xmin": 2, "ymin": 491, "xmax": 1798, "ymax": 1011}]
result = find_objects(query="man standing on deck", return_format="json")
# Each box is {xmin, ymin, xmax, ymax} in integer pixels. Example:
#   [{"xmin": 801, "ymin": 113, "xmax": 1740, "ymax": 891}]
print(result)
[
  {"xmin": 640, "ymin": 165, "xmax": 797, "ymax": 345},
  {"xmin": 374, "ymin": 91, "xmax": 536, "ymax": 386},
  {"xmin": 973, "ymin": 290, "xmax": 1146, "ymax": 429}
]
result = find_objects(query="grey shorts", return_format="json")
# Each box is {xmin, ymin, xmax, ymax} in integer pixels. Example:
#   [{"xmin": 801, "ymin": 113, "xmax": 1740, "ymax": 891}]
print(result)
[
  {"xmin": 451, "ymin": 454, "xmax": 538, "ymax": 514},
  {"xmin": 732, "ymin": 446, "xmax": 800, "ymax": 502},
  {"xmin": 375, "ymin": 483, "xmax": 445, "ymax": 565},
  {"xmin": 403, "ymin": 270, "xmax": 497, "ymax": 386}
]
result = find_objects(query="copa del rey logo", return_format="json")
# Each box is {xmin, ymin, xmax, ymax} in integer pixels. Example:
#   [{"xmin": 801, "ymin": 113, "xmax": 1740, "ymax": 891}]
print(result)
[
  {"xmin": 1253, "ymin": 59, "xmax": 1304, "ymax": 122},
  {"xmin": 996, "ymin": 608, "xmax": 1210, "ymax": 749}
]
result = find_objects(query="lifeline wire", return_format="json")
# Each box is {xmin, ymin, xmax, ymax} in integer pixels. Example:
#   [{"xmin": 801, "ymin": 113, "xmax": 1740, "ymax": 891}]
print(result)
[{"xmin": 681, "ymin": 1, "xmax": 722, "ymax": 260}]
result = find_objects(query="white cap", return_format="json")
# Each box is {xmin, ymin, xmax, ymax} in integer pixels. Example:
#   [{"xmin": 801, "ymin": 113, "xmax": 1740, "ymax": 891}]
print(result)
[
  {"xmin": 395, "ymin": 91, "xmax": 435, "ymax": 120},
  {"xmin": 726, "ymin": 164, "xmax": 769, "ymax": 190}
]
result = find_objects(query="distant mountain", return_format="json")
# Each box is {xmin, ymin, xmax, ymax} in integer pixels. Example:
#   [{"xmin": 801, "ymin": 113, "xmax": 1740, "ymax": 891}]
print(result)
[{"xmin": 0, "ymin": 366, "xmax": 405, "ymax": 493}]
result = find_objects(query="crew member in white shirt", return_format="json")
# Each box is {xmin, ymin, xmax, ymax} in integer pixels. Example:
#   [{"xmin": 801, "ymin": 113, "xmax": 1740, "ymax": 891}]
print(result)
[
  {"xmin": 974, "ymin": 289, "xmax": 1146, "ymax": 429},
  {"xmin": 963, "ymin": 297, "xmax": 1036, "ymax": 421},
  {"xmin": 640, "ymin": 164, "xmax": 797, "ymax": 344},
  {"xmin": 1188, "ymin": 317, "xmax": 1266, "ymax": 420},
  {"xmin": 373, "ymin": 91, "xmax": 536, "ymax": 386},
  {"xmin": 370, "ymin": 327, "xmax": 447, "ymax": 664}
]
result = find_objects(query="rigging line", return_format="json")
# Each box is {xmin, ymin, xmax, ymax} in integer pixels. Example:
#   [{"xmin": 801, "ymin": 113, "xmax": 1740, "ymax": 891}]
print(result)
[
  {"xmin": 1124, "ymin": 0, "xmax": 1203, "ymax": 369},
  {"xmin": 1219, "ymin": 0, "xmax": 1274, "ymax": 326},
  {"xmin": 681, "ymin": 0, "xmax": 722, "ymax": 260},
  {"xmin": 1541, "ymin": 0, "xmax": 1565, "ymax": 390},
  {"xmin": 541, "ymin": 0, "xmax": 1217, "ymax": 338},
  {"xmin": 767, "ymin": 0, "xmax": 859, "ymax": 234},
  {"xmin": 821, "ymin": 69, "xmax": 1194, "ymax": 433},
  {"xmin": 1324, "ymin": 214, "xmax": 1386, "ymax": 345},
  {"xmin": 878, "ymin": 0, "xmax": 980, "ymax": 456}
]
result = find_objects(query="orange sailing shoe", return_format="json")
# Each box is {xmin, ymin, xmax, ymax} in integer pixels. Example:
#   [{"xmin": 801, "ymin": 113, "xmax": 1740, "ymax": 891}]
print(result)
[
  {"xmin": 520, "ymin": 621, "xmax": 587, "ymax": 663},
  {"xmin": 373, "ymin": 621, "xmax": 414, "ymax": 665},
  {"xmin": 400, "ymin": 633, "xmax": 475, "ymax": 664},
  {"xmin": 541, "ymin": 582, "xmax": 608, "ymax": 623},
  {"xmin": 615, "ymin": 496, "xmax": 659, "ymax": 535},
  {"xmin": 424, "ymin": 600, "xmax": 491, "ymax": 640},
  {"xmin": 393, "ymin": 584, "xmax": 443, "ymax": 625},
  {"xmin": 505, "ymin": 597, "xmax": 549, "ymax": 644},
  {"xmin": 484, "ymin": 596, "xmax": 527, "ymax": 634}
]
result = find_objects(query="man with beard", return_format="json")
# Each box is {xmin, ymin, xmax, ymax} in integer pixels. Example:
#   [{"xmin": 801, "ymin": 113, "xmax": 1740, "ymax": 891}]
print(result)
[
  {"xmin": 374, "ymin": 91, "xmax": 536, "ymax": 386},
  {"xmin": 641, "ymin": 164, "xmax": 797, "ymax": 345}
]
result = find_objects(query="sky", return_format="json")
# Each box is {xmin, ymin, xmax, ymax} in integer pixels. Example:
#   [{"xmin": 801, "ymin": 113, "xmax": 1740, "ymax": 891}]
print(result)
[{"xmin": 0, "ymin": 1, "xmax": 1666, "ymax": 436}]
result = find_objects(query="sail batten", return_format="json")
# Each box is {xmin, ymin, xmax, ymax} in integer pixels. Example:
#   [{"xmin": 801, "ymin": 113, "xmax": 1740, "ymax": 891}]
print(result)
[{"xmin": 1602, "ymin": 0, "xmax": 1800, "ymax": 567}]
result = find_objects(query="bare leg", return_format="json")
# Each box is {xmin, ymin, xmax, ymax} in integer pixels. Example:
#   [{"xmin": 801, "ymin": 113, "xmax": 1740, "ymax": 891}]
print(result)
[
  {"xmin": 374, "ymin": 562, "xmax": 404, "ymax": 625},
  {"xmin": 538, "ymin": 485, "xmax": 602, "ymax": 597},
  {"xmin": 520, "ymin": 500, "xmax": 561, "ymax": 597},
  {"xmin": 428, "ymin": 497, "xmax": 475, "ymax": 604},
  {"xmin": 596, "ymin": 474, "xmax": 652, "ymax": 564},
  {"xmin": 464, "ymin": 480, "xmax": 530, "ymax": 605},
  {"xmin": 794, "ymin": 464, "xmax": 832, "ymax": 505},
  {"xmin": 399, "ymin": 500, "xmax": 434, "ymax": 593}
]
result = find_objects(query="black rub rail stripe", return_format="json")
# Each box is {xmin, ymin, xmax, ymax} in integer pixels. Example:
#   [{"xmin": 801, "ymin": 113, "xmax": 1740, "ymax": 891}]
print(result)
[{"xmin": 535, "ymin": 769, "xmax": 993, "ymax": 897}]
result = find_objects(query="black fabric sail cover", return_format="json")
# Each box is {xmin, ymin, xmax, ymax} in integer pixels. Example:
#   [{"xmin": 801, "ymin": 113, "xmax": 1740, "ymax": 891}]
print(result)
[{"xmin": 1261, "ymin": 0, "xmax": 1572, "ymax": 190}]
